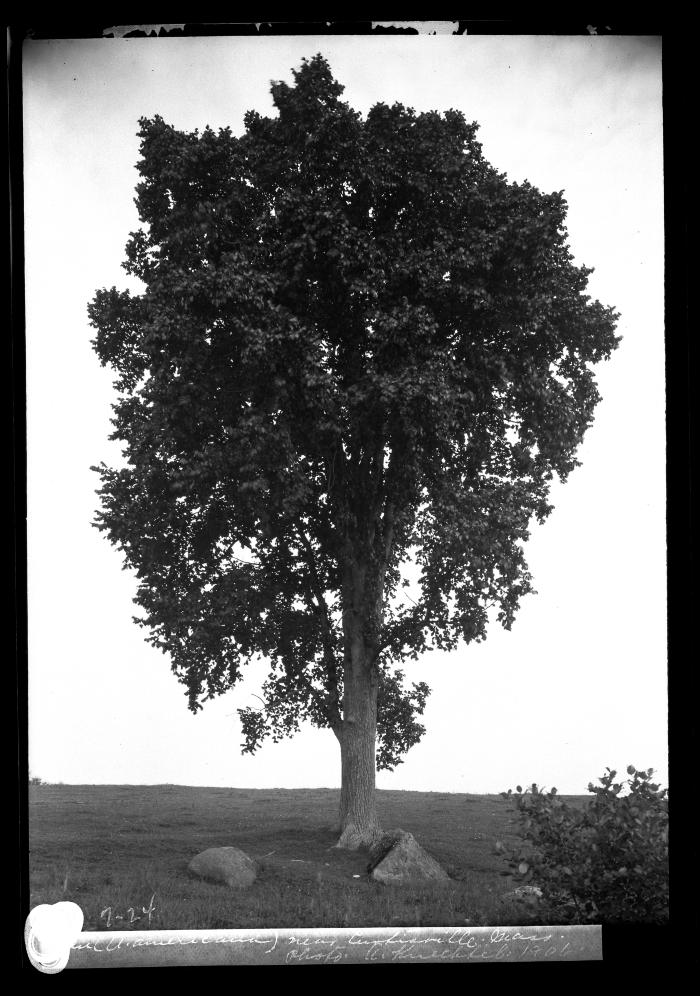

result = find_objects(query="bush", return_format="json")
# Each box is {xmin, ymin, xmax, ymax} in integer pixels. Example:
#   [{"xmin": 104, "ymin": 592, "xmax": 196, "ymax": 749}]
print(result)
[{"xmin": 498, "ymin": 766, "xmax": 669, "ymax": 923}]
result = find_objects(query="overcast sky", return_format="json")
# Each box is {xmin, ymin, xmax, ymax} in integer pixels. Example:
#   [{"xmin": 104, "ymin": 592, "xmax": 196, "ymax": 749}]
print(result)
[{"xmin": 24, "ymin": 34, "xmax": 665, "ymax": 794}]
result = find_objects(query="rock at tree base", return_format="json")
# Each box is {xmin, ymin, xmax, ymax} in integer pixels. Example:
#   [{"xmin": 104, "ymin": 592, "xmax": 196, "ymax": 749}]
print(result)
[
  {"xmin": 188, "ymin": 847, "xmax": 257, "ymax": 888},
  {"xmin": 368, "ymin": 829, "xmax": 450, "ymax": 885}
]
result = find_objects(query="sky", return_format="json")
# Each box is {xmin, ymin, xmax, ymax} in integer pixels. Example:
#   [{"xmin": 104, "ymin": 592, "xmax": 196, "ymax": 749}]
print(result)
[{"xmin": 23, "ymin": 33, "xmax": 666, "ymax": 795}]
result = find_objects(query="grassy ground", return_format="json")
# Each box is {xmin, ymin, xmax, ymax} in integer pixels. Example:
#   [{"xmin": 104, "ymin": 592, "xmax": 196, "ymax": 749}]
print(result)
[{"xmin": 28, "ymin": 784, "xmax": 586, "ymax": 931}]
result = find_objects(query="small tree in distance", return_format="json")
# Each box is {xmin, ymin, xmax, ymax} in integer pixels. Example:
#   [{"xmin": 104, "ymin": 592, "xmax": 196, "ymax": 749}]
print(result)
[{"xmin": 89, "ymin": 55, "xmax": 619, "ymax": 848}]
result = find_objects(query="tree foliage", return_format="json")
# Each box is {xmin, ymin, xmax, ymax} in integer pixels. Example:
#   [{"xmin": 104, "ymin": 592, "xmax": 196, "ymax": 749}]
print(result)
[{"xmin": 89, "ymin": 55, "xmax": 619, "ymax": 770}]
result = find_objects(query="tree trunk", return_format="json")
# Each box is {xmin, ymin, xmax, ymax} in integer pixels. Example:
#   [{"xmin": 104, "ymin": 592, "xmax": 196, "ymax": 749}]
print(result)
[{"xmin": 335, "ymin": 573, "xmax": 382, "ymax": 850}]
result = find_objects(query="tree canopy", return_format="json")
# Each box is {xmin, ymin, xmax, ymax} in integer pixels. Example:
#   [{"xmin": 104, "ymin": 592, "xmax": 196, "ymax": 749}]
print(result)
[{"xmin": 90, "ymin": 55, "xmax": 619, "ymax": 778}]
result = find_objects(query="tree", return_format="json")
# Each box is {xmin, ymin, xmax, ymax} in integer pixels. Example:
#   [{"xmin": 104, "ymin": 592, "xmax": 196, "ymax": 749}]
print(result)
[{"xmin": 89, "ymin": 55, "xmax": 619, "ymax": 849}]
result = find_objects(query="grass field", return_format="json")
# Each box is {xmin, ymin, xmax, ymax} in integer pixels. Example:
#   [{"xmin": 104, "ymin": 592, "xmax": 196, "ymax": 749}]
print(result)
[{"xmin": 28, "ymin": 784, "xmax": 587, "ymax": 931}]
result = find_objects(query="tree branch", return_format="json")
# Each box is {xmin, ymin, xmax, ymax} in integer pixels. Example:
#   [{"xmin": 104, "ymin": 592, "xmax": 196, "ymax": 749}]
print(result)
[
  {"xmin": 295, "ymin": 525, "xmax": 343, "ymax": 729},
  {"xmin": 376, "ymin": 600, "xmax": 433, "ymax": 657}
]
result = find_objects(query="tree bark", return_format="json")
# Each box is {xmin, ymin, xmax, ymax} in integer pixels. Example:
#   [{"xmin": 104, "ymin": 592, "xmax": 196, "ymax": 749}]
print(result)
[
  {"xmin": 336, "ymin": 661, "xmax": 381, "ymax": 849},
  {"xmin": 335, "ymin": 562, "xmax": 382, "ymax": 850}
]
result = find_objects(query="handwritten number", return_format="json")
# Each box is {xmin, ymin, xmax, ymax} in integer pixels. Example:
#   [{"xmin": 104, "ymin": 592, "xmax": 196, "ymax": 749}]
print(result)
[
  {"xmin": 142, "ymin": 894, "xmax": 157, "ymax": 923},
  {"xmin": 99, "ymin": 896, "xmax": 156, "ymax": 928}
]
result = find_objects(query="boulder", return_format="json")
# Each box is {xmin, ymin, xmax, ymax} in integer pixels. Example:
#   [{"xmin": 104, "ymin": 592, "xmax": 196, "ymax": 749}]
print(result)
[
  {"xmin": 188, "ymin": 846, "xmax": 257, "ymax": 888},
  {"xmin": 368, "ymin": 829, "xmax": 450, "ymax": 885}
]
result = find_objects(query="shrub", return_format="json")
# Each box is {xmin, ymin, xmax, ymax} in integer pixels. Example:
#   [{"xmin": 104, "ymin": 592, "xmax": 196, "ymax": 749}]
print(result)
[{"xmin": 498, "ymin": 766, "xmax": 669, "ymax": 923}]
